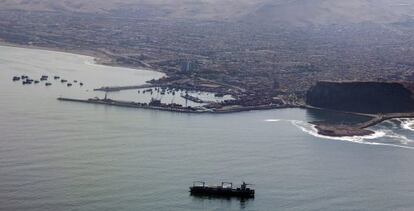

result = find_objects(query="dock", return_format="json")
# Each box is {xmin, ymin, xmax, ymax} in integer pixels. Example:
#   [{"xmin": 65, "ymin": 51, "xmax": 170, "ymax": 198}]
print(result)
[{"xmin": 181, "ymin": 93, "xmax": 205, "ymax": 103}]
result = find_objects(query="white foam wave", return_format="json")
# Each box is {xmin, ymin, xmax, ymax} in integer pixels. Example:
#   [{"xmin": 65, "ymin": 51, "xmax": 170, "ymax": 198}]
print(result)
[
  {"xmin": 385, "ymin": 131, "xmax": 414, "ymax": 144},
  {"xmin": 290, "ymin": 120, "xmax": 414, "ymax": 149},
  {"xmin": 397, "ymin": 118, "xmax": 414, "ymax": 131},
  {"xmin": 265, "ymin": 119, "xmax": 281, "ymax": 122},
  {"xmin": 291, "ymin": 120, "xmax": 385, "ymax": 142}
]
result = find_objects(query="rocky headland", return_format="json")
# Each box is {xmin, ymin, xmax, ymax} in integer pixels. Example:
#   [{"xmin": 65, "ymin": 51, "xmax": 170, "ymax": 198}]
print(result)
[{"xmin": 306, "ymin": 81, "xmax": 414, "ymax": 137}]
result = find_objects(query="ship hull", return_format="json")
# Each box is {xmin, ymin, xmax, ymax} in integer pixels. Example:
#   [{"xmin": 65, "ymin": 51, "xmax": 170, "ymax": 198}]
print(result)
[{"xmin": 190, "ymin": 186, "xmax": 254, "ymax": 198}]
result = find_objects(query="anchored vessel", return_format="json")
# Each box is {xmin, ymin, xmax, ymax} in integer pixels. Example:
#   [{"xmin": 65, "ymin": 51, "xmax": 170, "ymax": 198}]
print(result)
[{"xmin": 190, "ymin": 181, "xmax": 254, "ymax": 198}]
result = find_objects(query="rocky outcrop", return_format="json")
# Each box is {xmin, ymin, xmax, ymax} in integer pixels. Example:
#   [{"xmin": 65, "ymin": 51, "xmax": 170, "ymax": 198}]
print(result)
[
  {"xmin": 306, "ymin": 81, "xmax": 414, "ymax": 114},
  {"xmin": 313, "ymin": 123, "xmax": 374, "ymax": 137}
]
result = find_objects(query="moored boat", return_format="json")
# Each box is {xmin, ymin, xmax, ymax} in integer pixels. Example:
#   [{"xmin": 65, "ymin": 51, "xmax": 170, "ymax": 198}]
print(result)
[{"xmin": 40, "ymin": 75, "xmax": 48, "ymax": 81}]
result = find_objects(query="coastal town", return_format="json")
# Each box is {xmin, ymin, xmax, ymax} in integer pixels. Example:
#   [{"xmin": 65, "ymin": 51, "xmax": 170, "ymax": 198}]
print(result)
[
  {"xmin": 2, "ymin": 7, "xmax": 414, "ymax": 137},
  {"xmin": 2, "ymin": 2, "xmax": 414, "ymax": 211},
  {"xmin": 1, "ymin": 9, "xmax": 414, "ymax": 109}
]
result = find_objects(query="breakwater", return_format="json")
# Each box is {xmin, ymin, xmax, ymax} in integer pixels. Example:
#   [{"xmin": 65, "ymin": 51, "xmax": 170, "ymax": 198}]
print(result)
[
  {"xmin": 311, "ymin": 109, "xmax": 414, "ymax": 137},
  {"xmin": 57, "ymin": 97, "xmax": 292, "ymax": 114},
  {"xmin": 57, "ymin": 97, "xmax": 206, "ymax": 113},
  {"xmin": 358, "ymin": 112, "xmax": 414, "ymax": 129},
  {"xmin": 94, "ymin": 84, "xmax": 156, "ymax": 92}
]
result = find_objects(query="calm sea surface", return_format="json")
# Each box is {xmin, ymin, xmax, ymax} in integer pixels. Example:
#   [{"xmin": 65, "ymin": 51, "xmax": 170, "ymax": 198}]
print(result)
[{"xmin": 1, "ymin": 45, "xmax": 414, "ymax": 211}]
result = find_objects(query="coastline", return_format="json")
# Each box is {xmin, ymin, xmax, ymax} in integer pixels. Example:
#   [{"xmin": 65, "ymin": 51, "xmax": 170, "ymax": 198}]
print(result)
[
  {"xmin": 3, "ymin": 41, "xmax": 413, "ymax": 138},
  {"xmin": 0, "ymin": 41, "xmax": 164, "ymax": 74}
]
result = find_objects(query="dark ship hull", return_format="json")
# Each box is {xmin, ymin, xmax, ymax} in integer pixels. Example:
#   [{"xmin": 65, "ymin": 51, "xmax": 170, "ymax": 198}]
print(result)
[{"xmin": 190, "ymin": 182, "xmax": 254, "ymax": 198}]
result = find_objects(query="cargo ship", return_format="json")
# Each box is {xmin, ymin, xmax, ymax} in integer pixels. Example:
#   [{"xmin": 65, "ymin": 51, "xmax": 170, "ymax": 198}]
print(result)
[{"xmin": 190, "ymin": 181, "xmax": 254, "ymax": 198}]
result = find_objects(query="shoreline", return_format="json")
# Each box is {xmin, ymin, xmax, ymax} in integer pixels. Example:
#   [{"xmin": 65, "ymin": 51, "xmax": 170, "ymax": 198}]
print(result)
[
  {"xmin": 0, "ymin": 41, "xmax": 164, "ymax": 74},
  {"xmin": 4, "ymin": 41, "xmax": 413, "ymax": 138}
]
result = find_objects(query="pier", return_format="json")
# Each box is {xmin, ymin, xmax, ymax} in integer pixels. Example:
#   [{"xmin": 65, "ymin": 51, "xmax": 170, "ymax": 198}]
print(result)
[
  {"xmin": 94, "ymin": 84, "xmax": 157, "ymax": 92},
  {"xmin": 181, "ymin": 93, "xmax": 205, "ymax": 103}
]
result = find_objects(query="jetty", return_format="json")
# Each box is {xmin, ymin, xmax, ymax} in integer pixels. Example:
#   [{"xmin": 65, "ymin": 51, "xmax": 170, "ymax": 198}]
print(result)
[
  {"xmin": 358, "ymin": 112, "xmax": 414, "ymax": 129},
  {"xmin": 309, "ymin": 107, "xmax": 414, "ymax": 137},
  {"xmin": 94, "ymin": 84, "xmax": 157, "ymax": 92}
]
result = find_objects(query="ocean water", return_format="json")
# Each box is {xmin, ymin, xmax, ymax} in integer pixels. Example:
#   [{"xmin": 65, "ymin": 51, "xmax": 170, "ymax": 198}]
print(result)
[{"xmin": 1, "ymin": 45, "xmax": 414, "ymax": 211}]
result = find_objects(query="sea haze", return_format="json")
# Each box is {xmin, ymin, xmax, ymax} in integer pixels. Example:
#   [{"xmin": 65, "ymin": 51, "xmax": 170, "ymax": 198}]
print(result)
[{"xmin": 1, "ymin": 45, "xmax": 414, "ymax": 210}]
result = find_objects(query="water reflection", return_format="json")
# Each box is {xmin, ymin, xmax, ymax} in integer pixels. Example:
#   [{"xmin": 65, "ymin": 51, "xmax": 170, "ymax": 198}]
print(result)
[
  {"xmin": 190, "ymin": 193, "xmax": 254, "ymax": 210},
  {"xmin": 306, "ymin": 108, "xmax": 371, "ymax": 125}
]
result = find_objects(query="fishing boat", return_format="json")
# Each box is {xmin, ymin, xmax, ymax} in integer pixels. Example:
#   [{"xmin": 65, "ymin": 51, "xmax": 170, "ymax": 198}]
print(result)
[{"xmin": 190, "ymin": 181, "xmax": 254, "ymax": 198}]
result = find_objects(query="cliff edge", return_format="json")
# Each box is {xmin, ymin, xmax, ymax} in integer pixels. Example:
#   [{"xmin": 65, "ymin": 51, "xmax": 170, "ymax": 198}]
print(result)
[{"xmin": 306, "ymin": 81, "xmax": 414, "ymax": 114}]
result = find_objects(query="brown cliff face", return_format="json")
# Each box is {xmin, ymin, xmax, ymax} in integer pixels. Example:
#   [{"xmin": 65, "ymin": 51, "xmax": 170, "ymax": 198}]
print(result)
[{"xmin": 306, "ymin": 81, "xmax": 414, "ymax": 114}]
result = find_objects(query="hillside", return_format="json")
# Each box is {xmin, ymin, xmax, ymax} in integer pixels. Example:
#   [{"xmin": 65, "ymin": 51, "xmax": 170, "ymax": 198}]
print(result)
[{"xmin": 1, "ymin": 0, "xmax": 414, "ymax": 26}]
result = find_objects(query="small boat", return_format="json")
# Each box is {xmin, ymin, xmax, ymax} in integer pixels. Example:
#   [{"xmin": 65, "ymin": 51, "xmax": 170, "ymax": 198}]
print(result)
[
  {"xmin": 23, "ymin": 80, "xmax": 32, "ymax": 85},
  {"xmin": 12, "ymin": 76, "xmax": 21, "ymax": 81},
  {"xmin": 45, "ymin": 82, "xmax": 52, "ymax": 86},
  {"xmin": 190, "ymin": 181, "xmax": 254, "ymax": 198},
  {"xmin": 54, "ymin": 76, "xmax": 60, "ymax": 80},
  {"xmin": 34, "ymin": 80, "xmax": 40, "ymax": 84},
  {"xmin": 73, "ymin": 80, "xmax": 78, "ymax": 83},
  {"xmin": 79, "ymin": 82, "xmax": 84, "ymax": 86},
  {"xmin": 61, "ymin": 79, "xmax": 67, "ymax": 83},
  {"xmin": 67, "ymin": 83, "xmax": 72, "ymax": 87}
]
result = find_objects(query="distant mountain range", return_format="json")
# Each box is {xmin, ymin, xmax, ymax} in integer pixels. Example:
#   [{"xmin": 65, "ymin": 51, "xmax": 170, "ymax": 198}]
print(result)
[{"xmin": 1, "ymin": 0, "xmax": 414, "ymax": 26}]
